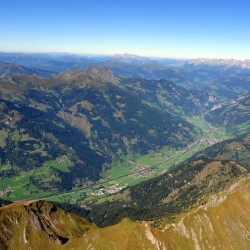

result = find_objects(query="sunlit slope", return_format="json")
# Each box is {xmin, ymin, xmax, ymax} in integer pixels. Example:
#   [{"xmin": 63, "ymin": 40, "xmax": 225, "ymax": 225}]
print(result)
[
  {"xmin": 89, "ymin": 159, "xmax": 248, "ymax": 226},
  {"xmin": 75, "ymin": 176, "xmax": 250, "ymax": 250},
  {"xmin": 1, "ymin": 177, "xmax": 250, "ymax": 249}
]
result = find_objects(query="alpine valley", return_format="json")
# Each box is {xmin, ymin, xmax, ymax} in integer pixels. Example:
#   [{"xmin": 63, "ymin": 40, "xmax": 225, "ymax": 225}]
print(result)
[{"xmin": 0, "ymin": 53, "xmax": 250, "ymax": 250}]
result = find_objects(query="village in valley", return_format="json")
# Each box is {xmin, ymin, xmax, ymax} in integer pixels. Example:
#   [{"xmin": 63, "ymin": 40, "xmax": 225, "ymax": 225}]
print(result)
[
  {"xmin": 0, "ymin": 187, "xmax": 13, "ymax": 197},
  {"xmin": 0, "ymin": 118, "xmax": 230, "ymax": 203},
  {"xmin": 90, "ymin": 161, "xmax": 155, "ymax": 196},
  {"xmin": 89, "ymin": 126, "xmax": 228, "ymax": 198},
  {"xmin": 90, "ymin": 184, "xmax": 128, "ymax": 196}
]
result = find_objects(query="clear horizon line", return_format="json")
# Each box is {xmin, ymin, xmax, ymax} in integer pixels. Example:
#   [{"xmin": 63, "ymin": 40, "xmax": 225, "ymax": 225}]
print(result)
[{"xmin": 0, "ymin": 50, "xmax": 249, "ymax": 61}]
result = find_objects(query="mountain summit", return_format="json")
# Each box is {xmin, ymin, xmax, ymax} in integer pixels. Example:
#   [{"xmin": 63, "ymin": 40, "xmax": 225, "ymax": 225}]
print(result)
[{"xmin": 56, "ymin": 66, "xmax": 120, "ymax": 88}]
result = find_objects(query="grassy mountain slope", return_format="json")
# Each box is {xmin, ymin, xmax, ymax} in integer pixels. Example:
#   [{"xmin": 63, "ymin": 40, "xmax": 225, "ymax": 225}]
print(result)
[
  {"xmin": 0, "ymin": 98, "xmax": 105, "ymax": 198},
  {"xmin": 193, "ymin": 132, "xmax": 250, "ymax": 169},
  {"xmin": 57, "ymin": 68, "xmax": 195, "ymax": 155},
  {"xmin": 1, "ymin": 176, "xmax": 250, "ymax": 249},
  {"xmin": 88, "ymin": 158, "xmax": 247, "ymax": 227},
  {"xmin": 0, "ymin": 67, "xmax": 196, "ymax": 197},
  {"xmin": 79, "ymin": 129, "xmax": 250, "ymax": 227},
  {"xmin": 121, "ymin": 78, "xmax": 217, "ymax": 115},
  {"xmin": 206, "ymin": 93, "xmax": 250, "ymax": 134},
  {"xmin": 82, "ymin": 177, "xmax": 250, "ymax": 249},
  {"xmin": 203, "ymin": 75, "xmax": 250, "ymax": 99}
]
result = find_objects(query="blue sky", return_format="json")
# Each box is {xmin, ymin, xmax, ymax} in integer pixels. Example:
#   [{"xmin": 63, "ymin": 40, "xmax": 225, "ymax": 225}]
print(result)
[{"xmin": 1, "ymin": 0, "xmax": 250, "ymax": 59}]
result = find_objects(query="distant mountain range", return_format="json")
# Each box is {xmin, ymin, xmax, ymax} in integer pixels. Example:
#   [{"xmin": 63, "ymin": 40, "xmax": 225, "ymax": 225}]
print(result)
[
  {"xmin": 113, "ymin": 53, "xmax": 150, "ymax": 64},
  {"xmin": 1, "ymin": 52, "xmax": 250, "ymax": 99},
  {"xmin": 2, "ymin": 52, "xmax": 250, "ymax": 72},
  {"xmin": 0, "ymin": 61, "xmax": 54, "ymax": 77},
  {"xmin": 186, "ymin": 58, "xmax": 250, "ymax": 72}
]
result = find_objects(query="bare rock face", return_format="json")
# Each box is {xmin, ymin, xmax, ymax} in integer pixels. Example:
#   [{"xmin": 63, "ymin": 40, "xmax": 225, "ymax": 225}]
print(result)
[
  {"xmin": 0, "ymin": 200, "xmax": 94, "ymax": 249},
  {"xmin": 24, "ymin": 201, "xmax": 69, "ymax": 245}
]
